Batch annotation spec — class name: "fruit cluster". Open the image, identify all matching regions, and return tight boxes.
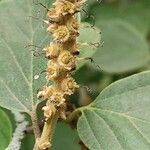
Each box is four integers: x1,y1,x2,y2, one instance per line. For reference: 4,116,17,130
37,2,87,149
37,1,87,149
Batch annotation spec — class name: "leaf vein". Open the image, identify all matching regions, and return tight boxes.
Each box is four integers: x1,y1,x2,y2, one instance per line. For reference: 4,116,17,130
83,112,103,150
91,110,124,150
127,117,150,144
0,78,29,112
95,84,150,105
27,0,34,106
90,107,150,125
0,37,31,87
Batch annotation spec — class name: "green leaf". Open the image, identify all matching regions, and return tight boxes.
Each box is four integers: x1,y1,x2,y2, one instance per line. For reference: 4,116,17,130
78,23,101,68
93,20,149,73
0,0,100,112
0,108,12,150
89,0,150,36
77,71,150,150
0,0,49,112
52,123,80,150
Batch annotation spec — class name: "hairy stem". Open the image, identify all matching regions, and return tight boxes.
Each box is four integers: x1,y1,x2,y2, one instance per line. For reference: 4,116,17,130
66,107,82,123
31,106,41,139
33,107,58,150
40,113,58,150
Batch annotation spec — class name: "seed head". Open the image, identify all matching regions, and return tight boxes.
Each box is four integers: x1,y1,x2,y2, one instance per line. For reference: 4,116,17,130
55,1,76,15
46,61,61,80
43,43,60,59
49,92,66,107
53,26,70,42
47,8,61,22
61,76,79,95
37,86,55,99
38,0,87,130
42,106,53,121
58,51,76,70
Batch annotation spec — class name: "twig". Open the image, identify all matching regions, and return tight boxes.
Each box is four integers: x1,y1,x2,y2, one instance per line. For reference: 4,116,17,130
33,106,59,150
31,106,41,139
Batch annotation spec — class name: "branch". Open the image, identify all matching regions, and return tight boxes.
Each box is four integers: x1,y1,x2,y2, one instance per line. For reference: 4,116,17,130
31,106,41,139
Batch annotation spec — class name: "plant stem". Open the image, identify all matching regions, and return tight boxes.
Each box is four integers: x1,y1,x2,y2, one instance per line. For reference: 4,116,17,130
33,0,87,149
33,106,59,150
31,106,41,139
66,108,82,123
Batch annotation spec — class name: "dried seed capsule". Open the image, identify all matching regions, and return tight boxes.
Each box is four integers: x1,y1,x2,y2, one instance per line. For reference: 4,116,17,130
47,8,62,22
42,106,52,120
58,51,76,70
71,42,80,55
49,92,66,107
71,18,79,31
43,43,60,59
55,0,86,14
53,25,70,42
59,0,87,12
61,76,79,95
46,61,61,80
47,23,58,33
42,102,57,121
67,17,80,37
76,0,87,8
54,1,76,15
37,86,55,99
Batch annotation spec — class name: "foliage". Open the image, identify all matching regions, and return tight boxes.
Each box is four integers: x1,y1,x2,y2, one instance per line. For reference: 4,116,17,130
78,71,150,150
0,108,12,150
0,0,150,150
